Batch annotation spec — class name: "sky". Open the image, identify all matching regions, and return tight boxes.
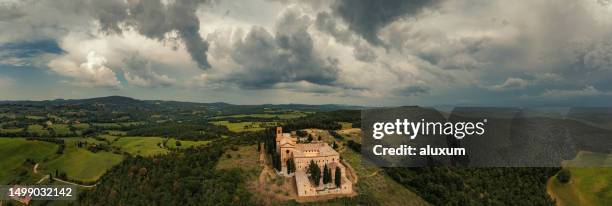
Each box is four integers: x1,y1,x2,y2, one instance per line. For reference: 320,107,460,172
1,0,612,106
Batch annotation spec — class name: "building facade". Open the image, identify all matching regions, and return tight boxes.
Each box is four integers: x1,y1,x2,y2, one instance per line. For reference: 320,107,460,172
274,127,353,197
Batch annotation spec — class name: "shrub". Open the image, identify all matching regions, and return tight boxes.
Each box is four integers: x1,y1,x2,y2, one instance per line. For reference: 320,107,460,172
556,168,571,183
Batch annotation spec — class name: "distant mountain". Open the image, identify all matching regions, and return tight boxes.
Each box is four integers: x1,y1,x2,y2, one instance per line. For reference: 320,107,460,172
0,96,365,111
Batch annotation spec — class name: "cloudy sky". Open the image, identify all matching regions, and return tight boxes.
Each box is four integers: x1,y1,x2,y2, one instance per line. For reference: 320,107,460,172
1,0,612,106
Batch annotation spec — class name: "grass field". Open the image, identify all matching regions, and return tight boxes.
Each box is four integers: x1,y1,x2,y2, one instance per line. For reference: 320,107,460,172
341,148,430,206
0,128,23,134
73,123,90,130
92,122,144,129
27,124,49,136
165,138,210,149
112,137,168,157
213,111,308,120
99,134,120,142
49,124,71,135
338,122,353,129
25,115,45,120
41,140,124,183
211,121,278,132
0,138,58,184
216,144,262,182
333,128,429,206
548,151,612,206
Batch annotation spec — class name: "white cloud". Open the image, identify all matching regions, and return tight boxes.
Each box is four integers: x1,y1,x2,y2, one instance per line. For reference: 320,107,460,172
48,51,120,88
489,77,530,91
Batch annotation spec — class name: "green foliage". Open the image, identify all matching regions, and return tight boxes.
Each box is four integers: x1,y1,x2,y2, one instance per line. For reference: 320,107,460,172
308,160,321,186
272,153,281,171
335,167,341,187
557,168,571,183
323,164,331,184
283,110,360,131
79,141,253,205
386,167,558,206
286,158,296,174
127,123,230,140
347,140,361,152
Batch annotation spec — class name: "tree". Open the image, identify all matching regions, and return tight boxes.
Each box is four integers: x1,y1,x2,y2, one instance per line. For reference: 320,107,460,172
323,164,330,184
286,158,296,174
557,168,571,183
307,134,313,142
307,160,320,186
335,167,341,187
175,140,182,147
272,153,281,171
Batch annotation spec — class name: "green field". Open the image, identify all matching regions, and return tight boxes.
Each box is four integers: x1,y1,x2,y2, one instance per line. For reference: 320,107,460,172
213,111,308,120
211,121,277,132
0,128,23,134
49,124,71,135
73,123,90,130
26,115,45,120
99,134,120,142
341,148,430,206
41,140,124,183
112,137,168,157
0,138,58,184
92,122,144,129
548,151,612,206
216,144,262,174
27,124,49,136
165,138,210,149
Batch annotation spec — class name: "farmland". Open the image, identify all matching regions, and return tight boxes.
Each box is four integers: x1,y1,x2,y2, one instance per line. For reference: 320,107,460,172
112,136,168,157
0,138,58,184
211,120,278,132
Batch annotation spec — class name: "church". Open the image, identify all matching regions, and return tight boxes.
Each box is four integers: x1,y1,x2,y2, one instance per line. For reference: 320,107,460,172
274,127,353,197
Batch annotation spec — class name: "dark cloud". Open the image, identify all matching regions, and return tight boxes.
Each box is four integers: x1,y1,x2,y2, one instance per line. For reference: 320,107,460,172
225,9,339,89
0,40,63,67
92,0,212,69
332,0,443,46
314,11,353,44
393,85,430,97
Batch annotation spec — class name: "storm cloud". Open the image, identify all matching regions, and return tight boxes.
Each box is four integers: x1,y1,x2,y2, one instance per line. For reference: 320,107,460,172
220,8,339,89
94,0,213,69
331,0,443,46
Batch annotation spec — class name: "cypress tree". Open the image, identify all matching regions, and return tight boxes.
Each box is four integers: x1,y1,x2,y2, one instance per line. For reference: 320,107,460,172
335,167,341,187
308,160,320,186
323,164,329,184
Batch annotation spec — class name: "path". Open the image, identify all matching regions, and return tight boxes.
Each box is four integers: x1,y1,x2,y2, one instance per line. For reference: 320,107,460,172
36,175,49,184
53,178,98,188
33,163,39,174
363,169,382,179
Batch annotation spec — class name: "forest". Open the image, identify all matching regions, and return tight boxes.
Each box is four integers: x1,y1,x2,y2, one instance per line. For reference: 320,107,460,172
385,167,559,205
78,137,259,205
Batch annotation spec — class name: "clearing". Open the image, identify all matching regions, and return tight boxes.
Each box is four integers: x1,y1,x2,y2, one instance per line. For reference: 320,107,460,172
112,136,168,157
547,151,612,206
